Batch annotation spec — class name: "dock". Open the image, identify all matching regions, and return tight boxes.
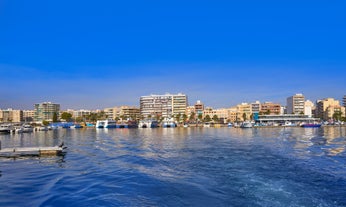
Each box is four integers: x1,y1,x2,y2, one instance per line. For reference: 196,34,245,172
0,142,66,158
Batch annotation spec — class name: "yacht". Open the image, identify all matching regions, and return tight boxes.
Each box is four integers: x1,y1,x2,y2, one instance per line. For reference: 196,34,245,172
0,124,14,134
22,124,34,133
240,121,253,128
104,119,117,128
96,120,105,128
162,118,177,128
203,122,211,128
138,119,159,128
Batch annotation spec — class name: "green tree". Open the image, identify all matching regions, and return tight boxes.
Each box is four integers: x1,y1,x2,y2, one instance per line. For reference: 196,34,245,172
204,115,211,122
333,111,342,121
212,115,219,122
182,114,188,123
242,113,247,121
61,112,73,122
42,120,49,126
175,113,181,122
189,112,195,122
198,114,203,121
52,112,58,122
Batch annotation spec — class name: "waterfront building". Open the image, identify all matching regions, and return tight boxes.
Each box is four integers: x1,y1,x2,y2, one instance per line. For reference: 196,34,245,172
34,102,60,122
236,103,252,121
0,108,23,123
194,100,204,116
102,106,140,120
140,93,187,119
71,109,92,118
202,107,228,123
286,93,305,114
185,106,196,121
251,101,261,114
343,95,346,107
304,100,314,117
227,107,238,123
257,114,319,125
316,98,343,120
260,102,281,115
23,110,35,122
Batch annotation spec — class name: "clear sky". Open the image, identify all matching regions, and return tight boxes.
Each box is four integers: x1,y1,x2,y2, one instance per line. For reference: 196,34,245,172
0,0,345,110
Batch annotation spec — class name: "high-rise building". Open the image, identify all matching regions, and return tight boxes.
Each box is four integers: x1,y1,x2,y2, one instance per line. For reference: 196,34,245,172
343,95,346,107
34,102,60,122
286,93,305,114
140,93,187,118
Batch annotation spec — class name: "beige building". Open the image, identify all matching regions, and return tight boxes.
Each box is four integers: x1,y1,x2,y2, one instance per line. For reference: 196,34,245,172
23,110,35,122
105,106,140,120
316,98,344,120
226,107,237,123
237,103,252,121
0,108,23,123
287,93,305,114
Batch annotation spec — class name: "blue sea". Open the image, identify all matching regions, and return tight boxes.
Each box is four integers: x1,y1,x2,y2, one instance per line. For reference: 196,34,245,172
0,127,345,207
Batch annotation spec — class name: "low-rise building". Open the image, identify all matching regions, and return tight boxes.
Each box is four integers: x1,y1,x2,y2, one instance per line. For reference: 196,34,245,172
260,102,281,115
0,108,23,123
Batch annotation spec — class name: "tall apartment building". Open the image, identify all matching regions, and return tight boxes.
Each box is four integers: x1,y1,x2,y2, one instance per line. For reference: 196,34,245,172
343,95,346,107
0,108,23,123
140,93,187,118
286,93,305,114
316,98,344,120
34,102,60,122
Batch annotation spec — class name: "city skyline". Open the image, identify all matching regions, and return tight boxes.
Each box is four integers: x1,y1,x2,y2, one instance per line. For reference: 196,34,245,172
1,1,346,110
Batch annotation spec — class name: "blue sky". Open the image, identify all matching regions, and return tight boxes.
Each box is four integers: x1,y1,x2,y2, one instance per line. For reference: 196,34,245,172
0,0,345,110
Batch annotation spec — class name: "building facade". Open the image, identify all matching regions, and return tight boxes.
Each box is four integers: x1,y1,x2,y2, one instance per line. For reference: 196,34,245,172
140,93,187,119
304,100,314,117
34,102,60,122
343,95,346,107
0,108,23,123
236,103,252,121
315,98,343,120
260,102,281,115
286,93,305,114
194,100,204,116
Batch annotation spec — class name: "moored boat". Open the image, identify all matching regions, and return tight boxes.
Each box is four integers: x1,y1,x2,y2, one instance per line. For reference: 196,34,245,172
104,119,117,128
300,123,321,128
240,121,253,128
96,120,105,128
0,124,14,134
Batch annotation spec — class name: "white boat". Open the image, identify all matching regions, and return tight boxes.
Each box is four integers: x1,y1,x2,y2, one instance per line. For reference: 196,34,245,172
227,123,233,127
96,120,105,128
138,120,159,128
22,124,34,133
240,121,253,128
0,124,14,133
162,118,177,128
38,126,48,131
104,119,117,128
203,122,211,128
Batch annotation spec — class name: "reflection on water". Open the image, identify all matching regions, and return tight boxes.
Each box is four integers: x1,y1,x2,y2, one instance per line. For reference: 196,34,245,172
0,127,346,206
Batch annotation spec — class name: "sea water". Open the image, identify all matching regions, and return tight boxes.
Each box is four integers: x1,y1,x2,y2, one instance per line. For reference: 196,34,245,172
0,127,345,207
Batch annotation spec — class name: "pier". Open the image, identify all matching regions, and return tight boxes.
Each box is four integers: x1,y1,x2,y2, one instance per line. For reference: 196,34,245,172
0,141,66,158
